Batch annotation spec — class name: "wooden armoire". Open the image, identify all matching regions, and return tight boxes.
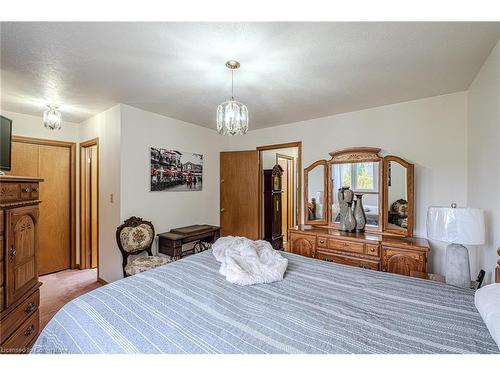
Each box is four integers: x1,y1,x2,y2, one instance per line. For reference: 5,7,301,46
0,175,43,353
263,165,283,250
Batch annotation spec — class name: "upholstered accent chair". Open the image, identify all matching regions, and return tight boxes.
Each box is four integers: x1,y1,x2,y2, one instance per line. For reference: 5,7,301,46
116,216,171,277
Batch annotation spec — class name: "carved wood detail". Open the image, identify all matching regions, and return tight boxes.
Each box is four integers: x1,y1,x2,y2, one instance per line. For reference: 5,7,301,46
1,176,42,353
289,233,316,258
329,147,382,164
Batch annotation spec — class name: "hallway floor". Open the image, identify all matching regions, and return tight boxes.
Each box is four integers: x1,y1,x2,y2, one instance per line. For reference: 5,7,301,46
39,269,102,331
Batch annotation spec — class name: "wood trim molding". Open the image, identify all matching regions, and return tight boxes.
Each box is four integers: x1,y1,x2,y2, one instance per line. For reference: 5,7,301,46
80,137,99,148
329,147,382,164
79,138,100,280
382,155,415,237
97,277,108,285
11,135,77,269
304,160,329,226
256,141,302,239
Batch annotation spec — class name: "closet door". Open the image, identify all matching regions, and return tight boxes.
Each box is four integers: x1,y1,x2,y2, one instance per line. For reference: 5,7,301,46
8,138,73,275
220,151,259,240
38,145,71,274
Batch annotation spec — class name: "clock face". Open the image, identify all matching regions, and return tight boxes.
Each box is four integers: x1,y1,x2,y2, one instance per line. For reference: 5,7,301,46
274,175,280,190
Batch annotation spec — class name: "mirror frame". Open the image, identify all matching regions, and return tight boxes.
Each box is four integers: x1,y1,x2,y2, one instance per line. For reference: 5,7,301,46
328,147,383,232
304,160,329,225
382,155,414,237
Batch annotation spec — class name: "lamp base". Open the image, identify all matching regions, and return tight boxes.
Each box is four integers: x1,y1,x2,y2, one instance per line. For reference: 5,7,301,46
445,243,471,288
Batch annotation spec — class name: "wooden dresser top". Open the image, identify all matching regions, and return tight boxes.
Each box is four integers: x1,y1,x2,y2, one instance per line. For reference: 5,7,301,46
290,225,430,249
0,175,44,183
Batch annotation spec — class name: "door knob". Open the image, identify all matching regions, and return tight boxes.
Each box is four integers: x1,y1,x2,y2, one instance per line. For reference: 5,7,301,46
220,208,225,212
221,179,225,183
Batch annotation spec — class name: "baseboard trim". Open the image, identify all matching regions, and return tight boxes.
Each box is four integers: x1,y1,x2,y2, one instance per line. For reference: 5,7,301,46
97,277,108,285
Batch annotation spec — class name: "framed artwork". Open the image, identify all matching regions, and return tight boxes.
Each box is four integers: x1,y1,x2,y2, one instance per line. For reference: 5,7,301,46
150,147,203,191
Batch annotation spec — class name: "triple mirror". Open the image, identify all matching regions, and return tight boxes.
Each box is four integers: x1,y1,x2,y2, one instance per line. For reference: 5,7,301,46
304,147,414,237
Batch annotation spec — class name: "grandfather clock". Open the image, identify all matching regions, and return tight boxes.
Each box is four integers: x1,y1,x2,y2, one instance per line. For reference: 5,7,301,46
263,164,283,250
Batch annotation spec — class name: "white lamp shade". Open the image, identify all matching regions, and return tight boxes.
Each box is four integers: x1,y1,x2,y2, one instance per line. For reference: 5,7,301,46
426,206,485,245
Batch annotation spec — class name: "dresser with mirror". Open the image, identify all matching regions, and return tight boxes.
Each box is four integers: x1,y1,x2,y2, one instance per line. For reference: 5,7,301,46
290,147,429,276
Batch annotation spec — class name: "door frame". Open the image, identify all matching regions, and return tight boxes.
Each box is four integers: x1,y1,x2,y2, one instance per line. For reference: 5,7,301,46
276,153,295,242
79,138,99,276
256,141,302,239
11,135,77,269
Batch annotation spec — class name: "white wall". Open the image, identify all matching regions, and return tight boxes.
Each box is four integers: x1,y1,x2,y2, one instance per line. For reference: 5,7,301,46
79,105,122,283
467,40,500,285
3,110,80,142
222,92,469,275
119,105,222,277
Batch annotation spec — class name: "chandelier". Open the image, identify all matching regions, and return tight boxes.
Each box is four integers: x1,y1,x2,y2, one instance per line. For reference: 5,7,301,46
43,105,62,130
216,60,248,135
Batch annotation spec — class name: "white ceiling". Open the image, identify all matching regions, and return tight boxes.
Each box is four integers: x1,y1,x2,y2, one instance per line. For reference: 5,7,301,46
1,22,500,130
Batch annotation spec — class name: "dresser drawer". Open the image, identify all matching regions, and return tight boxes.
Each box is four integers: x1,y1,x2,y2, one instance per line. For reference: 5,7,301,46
316,250,380,270
0,236,3,262
30,184,40,200
0,287,3,312
1,310,39,353
20,184,32,200
0,210,3,234
0,183,21,203
327,239,365,255
365,244,380,257
1,289,40,343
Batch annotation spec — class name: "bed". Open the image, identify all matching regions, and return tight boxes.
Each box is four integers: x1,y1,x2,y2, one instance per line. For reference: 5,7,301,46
32,250,499,354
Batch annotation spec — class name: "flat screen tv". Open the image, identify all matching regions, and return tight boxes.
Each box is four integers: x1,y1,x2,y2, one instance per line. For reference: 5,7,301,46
1,115,13,172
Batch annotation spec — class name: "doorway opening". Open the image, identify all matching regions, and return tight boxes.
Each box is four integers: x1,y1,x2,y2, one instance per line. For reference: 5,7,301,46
257,142,302,249
79,138,99,279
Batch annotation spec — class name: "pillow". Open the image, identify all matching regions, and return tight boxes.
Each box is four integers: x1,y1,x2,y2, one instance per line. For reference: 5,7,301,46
475,283,500,350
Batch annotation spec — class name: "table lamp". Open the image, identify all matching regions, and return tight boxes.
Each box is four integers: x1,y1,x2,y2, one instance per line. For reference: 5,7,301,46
427,204,485,288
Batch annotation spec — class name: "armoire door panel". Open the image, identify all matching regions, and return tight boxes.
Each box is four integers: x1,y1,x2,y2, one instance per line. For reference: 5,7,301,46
37,145,71,275
5,205,39,307
220,151,259,240
12,215,36,262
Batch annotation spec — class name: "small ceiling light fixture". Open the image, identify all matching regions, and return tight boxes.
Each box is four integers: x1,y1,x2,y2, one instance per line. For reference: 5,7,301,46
217,60,248,135
43,105,62,130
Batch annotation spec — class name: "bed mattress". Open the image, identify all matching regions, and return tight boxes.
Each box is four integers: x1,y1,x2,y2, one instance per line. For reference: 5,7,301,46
32,251,499,354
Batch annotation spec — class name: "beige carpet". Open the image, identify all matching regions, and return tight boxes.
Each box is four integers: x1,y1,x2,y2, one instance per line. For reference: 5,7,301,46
39,269,102,331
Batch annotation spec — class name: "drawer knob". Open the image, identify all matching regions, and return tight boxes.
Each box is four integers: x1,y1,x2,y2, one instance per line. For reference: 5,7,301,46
24,324,35,337
22,187,31,193
25,302,36,313
32,187,39,193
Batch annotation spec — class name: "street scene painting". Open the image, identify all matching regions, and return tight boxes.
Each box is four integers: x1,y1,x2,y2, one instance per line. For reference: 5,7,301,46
150,147,203,191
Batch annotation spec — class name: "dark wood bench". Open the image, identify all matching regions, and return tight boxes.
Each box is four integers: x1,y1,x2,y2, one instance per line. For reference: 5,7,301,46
157,224,220,260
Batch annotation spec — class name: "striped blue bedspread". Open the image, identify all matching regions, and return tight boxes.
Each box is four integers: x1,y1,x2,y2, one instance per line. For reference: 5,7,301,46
32,251,499,354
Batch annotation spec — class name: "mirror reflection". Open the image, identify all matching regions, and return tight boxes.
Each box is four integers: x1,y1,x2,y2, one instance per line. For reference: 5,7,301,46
331,162,379,226
307,164,325,221
387,161,408,228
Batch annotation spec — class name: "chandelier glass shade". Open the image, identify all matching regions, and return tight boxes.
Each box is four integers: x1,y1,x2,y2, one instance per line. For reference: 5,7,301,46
216,99,248,135
217,60,248,135
43,106,62,130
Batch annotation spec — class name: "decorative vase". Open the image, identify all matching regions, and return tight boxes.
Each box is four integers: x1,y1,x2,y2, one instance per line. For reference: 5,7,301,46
338,187,354,231
345,202,357,232
353,193,367,232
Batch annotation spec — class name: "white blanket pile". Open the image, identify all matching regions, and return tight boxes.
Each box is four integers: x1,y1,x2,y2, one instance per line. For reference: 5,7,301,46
212,236,288,285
